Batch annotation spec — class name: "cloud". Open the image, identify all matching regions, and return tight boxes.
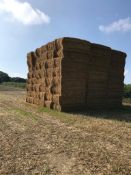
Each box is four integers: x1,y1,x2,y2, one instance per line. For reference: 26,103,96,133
10,72,26,78
0,0,50,25
124,69,128,76
99,17,131,33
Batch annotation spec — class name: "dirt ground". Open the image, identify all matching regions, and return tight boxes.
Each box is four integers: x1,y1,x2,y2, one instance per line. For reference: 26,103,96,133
0,88,131,175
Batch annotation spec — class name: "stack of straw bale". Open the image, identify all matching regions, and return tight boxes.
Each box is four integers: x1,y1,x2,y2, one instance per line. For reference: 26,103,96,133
26,37,126,111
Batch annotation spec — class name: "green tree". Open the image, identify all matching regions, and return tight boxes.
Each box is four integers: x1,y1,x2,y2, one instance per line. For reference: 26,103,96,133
124,84,131,98
0,71,10,83
11,77,26,83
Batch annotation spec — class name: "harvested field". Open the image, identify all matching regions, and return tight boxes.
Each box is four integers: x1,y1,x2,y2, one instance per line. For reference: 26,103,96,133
0,88,131,175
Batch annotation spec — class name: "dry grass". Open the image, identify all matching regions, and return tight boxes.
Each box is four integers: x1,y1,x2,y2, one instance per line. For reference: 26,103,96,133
0,87,131,175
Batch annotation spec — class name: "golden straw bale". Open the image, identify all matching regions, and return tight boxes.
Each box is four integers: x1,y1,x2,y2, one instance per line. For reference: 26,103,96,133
40,45,47,54
35,48,41,57
45,78,52,87
52,95,59,105
46,68,53,77
53,67,60,77
45,92,52,101
47,51,54,59
39,84,45,92
45,101,53,108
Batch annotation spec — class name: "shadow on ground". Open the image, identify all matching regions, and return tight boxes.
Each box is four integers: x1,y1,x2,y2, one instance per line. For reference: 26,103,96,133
69,105,131,123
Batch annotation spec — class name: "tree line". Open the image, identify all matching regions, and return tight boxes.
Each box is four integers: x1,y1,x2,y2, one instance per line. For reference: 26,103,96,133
0,71,26,83
124,84,131,98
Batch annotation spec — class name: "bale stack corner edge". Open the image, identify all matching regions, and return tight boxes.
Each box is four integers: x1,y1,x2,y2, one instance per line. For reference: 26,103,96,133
26,37,126,111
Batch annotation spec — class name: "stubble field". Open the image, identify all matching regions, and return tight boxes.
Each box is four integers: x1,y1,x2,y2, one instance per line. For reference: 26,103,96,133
0,85,131,175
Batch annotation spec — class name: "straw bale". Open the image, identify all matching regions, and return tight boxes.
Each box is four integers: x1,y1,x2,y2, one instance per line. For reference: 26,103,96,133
46,68,53,77
45,78,52,87
35,48,41,57
45,92,52,101
45,101,53,108
47,41,55,51
53,67,60,77
54,58,61,67
40,45,47,54
52,95,59,105
39,84,45,92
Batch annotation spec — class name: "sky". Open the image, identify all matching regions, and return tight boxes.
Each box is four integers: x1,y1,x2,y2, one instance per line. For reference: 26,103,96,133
0,0,131,83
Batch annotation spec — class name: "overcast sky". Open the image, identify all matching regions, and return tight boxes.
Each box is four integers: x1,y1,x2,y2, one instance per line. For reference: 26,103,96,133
0,0,131,83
